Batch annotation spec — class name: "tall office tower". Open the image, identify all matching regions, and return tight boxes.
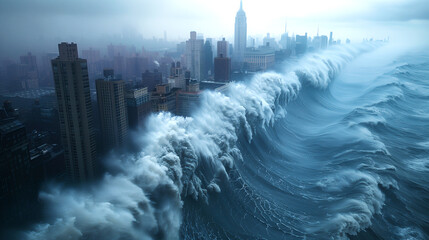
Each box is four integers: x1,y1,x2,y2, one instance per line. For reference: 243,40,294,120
321,35,328,49
217,38,229,58
263,33,279,49
233,0,247,69
125,87,151,129
51,42,96,183
95,69,128,151
329,32,333,46
126,56,149,80
19,52,39,89
169,61,186,89
81,48,101,87
185,31,204,81
0,119,33,225
214,54,231,82
202,40,213,80
151,84,178,113
142,69,162,91
20,52,37,71
280,33,289,50
295,33,308,56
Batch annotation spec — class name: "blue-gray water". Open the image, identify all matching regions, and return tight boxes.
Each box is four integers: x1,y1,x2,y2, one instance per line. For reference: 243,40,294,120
25,43,429,240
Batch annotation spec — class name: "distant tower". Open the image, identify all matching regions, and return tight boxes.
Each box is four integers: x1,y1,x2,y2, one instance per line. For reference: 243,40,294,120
96,69,128,151
329,32,333,46
202,40,213,80
185,31,204,81
217,38,229,58
51,42,96,183
233,0,247,70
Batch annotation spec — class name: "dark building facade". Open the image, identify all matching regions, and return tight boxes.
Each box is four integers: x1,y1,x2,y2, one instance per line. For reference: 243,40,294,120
142,69,162,92
0,119,34,225
96,71,128,151
51,42,97,183
151,84,177,114
125,87,151,129
295,33,308,56
202,40,213,80
214,55,231,82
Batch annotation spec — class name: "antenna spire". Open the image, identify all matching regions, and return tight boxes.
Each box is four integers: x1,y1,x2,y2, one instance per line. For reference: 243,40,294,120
240,0,243,10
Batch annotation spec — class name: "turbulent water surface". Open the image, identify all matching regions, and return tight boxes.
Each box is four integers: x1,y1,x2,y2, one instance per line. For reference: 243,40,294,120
25,43,429,240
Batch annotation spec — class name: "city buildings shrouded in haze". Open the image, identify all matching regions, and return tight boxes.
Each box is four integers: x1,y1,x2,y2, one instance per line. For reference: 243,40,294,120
215,38,231,82
185,31,204,81
233,0,247,70
51,42,97,183
96,69,128,151
125,87,151,129
217,38,229,58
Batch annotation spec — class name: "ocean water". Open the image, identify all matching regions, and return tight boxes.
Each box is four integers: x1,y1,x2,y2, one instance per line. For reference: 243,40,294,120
24,43,429,240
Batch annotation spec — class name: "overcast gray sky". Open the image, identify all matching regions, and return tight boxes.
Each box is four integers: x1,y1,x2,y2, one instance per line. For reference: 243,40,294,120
0,0,428,57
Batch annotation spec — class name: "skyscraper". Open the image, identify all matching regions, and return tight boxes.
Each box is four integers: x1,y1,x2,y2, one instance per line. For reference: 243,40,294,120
217,38,229,58
96,70,128,151
142,69,162,91
233,0,247,69
202,40,213,80
295,33,308,56
51,42,96,183
215,38,231,82
214,55,231,82
125,87,151,129
185,31,204,81
321,35,328,49
19,52,39,89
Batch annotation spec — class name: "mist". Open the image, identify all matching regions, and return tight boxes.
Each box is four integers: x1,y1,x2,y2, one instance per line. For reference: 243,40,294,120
1,0,428,58
1,1,429,240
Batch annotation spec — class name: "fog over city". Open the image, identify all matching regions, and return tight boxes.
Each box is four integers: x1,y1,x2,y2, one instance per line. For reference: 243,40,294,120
1,0,428,57
1,1,429,240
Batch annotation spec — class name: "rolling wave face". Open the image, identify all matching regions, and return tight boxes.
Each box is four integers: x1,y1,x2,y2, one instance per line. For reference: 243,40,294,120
24,42,429,240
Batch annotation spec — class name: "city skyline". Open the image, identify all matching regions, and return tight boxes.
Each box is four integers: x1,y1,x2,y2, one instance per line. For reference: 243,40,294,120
1,1,429,240
1,0,428,58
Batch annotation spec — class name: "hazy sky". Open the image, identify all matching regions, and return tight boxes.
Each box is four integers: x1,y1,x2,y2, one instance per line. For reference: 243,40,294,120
0,0,428,57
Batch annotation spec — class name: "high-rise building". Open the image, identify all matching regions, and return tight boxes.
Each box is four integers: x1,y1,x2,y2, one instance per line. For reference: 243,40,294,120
126,56,149,80
329,32,333,46
125,87,151,129
81,48,102,87
20,52,37,71
96,69,128,151
214,54,231,82
202,40,213,80
295,33,308,56
0,119,33,225
176,79,201,117
233,0,247,69
263,33,279,50
19,52,39,89
321,35,328,49
142,69,162,91
168,61,186,89
185,31,204,81
51,42,97,183
217,38,229,58
151,84,177,113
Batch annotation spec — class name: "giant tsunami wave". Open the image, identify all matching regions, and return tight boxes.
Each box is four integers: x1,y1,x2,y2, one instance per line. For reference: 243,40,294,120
24,43,429,240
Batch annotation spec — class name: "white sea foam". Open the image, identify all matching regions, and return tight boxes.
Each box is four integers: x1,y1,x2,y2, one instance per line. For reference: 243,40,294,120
26,43,378,240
